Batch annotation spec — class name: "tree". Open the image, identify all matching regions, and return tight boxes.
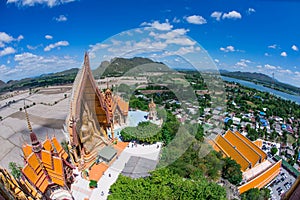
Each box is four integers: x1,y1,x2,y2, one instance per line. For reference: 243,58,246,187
241,188,270,200
8,162,22,180
221,157,242,185
270,147,278,156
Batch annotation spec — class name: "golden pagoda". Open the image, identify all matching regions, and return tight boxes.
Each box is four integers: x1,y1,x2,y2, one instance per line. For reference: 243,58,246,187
66,53,129,170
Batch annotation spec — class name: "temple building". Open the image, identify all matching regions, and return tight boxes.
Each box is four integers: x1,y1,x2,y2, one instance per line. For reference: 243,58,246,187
66,53,129,170
20,109,75,200
209,130,281,194
148,98,157,121
0,166,42,200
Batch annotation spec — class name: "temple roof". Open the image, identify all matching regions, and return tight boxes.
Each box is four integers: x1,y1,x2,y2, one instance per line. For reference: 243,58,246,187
21,135,70,194
67,53,129,146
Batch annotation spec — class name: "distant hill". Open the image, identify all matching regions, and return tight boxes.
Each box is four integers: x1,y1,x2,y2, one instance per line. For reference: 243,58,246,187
93,57,158,78
221,71,300,95
0,80,5,88
0,68,79,94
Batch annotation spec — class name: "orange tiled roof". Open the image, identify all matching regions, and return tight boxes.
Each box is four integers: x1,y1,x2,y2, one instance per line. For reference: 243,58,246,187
253,140,263,148
234,131,267,161
113,96,129,116
22,135,70,194
224,130,261,167
43,137,53,152
51,137,68,160
89,162,109,181
23,154,50,193
22,144,32,159
215,134,250,171
238,160,281,194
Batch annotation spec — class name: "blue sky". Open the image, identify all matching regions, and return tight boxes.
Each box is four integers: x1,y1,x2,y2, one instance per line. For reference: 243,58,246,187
1,0,300,87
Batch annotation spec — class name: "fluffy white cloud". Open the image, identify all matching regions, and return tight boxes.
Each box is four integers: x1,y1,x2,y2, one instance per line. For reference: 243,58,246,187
44,40,69,51
0,32,23,48
281,51,287,57
220,45,235,52
264,64,278,70
149,28,195,46
211,11,222,21
45,35,53,40
141,20,173,31
6,0,76,7
0,47,16,56
54,15,67,22
185,15,207,25
222,11,242,19
291,45,298,51
235,59,251,68
0,32,14,46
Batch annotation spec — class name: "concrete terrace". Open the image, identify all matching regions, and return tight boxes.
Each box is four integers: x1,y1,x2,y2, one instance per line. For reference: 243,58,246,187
71,142,162,200
0,86,71,169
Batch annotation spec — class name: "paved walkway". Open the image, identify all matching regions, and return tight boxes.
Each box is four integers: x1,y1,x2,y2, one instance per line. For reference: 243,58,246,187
71,142,162,200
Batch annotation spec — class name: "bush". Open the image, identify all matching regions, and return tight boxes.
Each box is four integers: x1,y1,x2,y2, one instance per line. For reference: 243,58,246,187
89,180,97,188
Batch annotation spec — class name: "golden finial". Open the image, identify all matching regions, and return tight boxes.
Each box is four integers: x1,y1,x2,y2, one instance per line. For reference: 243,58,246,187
24,100,33,133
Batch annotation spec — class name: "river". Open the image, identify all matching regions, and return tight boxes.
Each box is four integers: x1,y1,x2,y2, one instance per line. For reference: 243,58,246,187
221,76,300,104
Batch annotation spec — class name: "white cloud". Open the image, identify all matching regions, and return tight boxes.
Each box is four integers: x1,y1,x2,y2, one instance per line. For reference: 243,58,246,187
149,28,195,46
17,35,24,41
45,35,53,40
264,53,270,57
278,69,292,74
6,0,76,7
291,45,298,51
214,59,219,63
0,32,23,47
235,59,251,68
44,40,69,51
164,46,201,56
264,64,278,70
211,11,222,21
220,45,235,52
172,17,180,23
222,11,242,19
280,51,287,57
0,47,16,56
0,52,79,81
0,32,14,46
185,15,207,25
247,8,255,14
141,20,173,31
268,44,278,49
54,15,67,22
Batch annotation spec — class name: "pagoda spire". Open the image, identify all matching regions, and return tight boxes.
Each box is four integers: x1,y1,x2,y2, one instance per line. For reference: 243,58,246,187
24,100,42,154
24,101,32,133
84,52,90,69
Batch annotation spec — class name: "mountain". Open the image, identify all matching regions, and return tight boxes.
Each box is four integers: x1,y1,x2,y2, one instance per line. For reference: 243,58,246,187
0,68,79,94
93,57,157,78
221,70,300,95
221,71,275,83
0,80,5,88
